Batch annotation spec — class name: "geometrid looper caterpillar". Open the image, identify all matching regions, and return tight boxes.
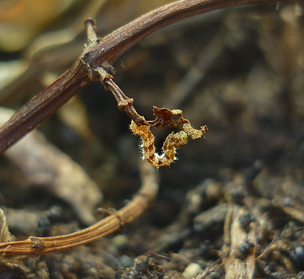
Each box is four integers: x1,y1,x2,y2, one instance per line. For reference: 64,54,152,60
130,112,208,168
130,120,188,168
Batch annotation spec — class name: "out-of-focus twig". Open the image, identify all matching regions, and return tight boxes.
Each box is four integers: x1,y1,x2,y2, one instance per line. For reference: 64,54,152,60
0,160,158,257
163,27,226,109
225,206,257,279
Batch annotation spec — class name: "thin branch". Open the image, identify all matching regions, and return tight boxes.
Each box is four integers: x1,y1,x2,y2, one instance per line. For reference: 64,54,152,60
0,0,283,154
0,60,90,154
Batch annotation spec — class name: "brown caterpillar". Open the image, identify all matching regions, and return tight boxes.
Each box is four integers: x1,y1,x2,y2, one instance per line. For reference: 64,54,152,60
130,120,188,168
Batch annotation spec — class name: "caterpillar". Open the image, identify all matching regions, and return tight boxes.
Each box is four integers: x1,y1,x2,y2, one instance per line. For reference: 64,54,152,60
130,120,188,168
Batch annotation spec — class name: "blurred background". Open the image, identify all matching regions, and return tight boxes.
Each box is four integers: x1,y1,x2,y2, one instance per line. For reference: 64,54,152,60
0,0,303,277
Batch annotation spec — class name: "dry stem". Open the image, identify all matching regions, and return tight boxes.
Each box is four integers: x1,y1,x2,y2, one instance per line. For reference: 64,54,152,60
0,161,158,257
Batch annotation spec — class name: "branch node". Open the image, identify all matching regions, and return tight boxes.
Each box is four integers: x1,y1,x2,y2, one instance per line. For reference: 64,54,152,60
96,208,126,233
30,237,44,257
102,61,118,76
97,67,114,85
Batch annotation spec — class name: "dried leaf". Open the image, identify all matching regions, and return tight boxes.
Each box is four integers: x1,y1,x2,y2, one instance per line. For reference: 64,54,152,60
0,209,14,243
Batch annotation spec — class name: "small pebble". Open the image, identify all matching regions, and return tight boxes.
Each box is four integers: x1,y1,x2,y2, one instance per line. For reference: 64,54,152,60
183,263,201,278
112,235,128,249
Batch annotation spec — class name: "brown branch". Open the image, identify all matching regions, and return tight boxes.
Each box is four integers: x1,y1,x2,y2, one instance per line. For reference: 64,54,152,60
0,161,158,257
0,59,90,153
0,0,284,154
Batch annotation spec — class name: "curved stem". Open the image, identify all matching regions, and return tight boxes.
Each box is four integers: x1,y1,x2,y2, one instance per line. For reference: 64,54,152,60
0,161,158,256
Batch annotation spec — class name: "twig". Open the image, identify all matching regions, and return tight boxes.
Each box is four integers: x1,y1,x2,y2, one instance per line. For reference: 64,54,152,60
163,27,226,109
225,206,257,279
0,0,284,154
0,160,158,257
